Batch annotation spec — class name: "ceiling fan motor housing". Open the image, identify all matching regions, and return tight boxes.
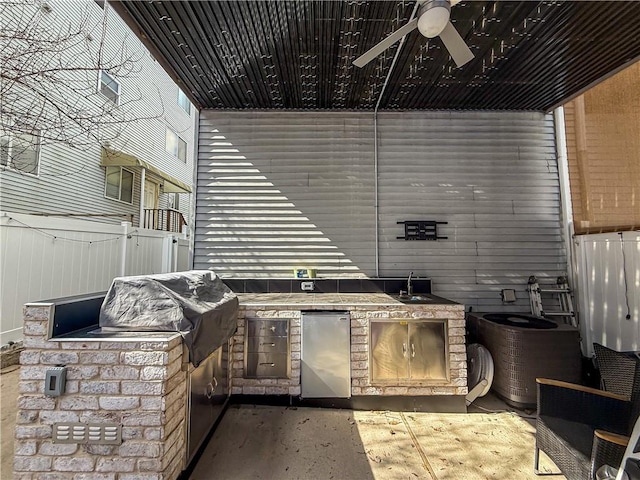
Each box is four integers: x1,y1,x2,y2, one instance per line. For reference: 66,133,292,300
418,0,451,38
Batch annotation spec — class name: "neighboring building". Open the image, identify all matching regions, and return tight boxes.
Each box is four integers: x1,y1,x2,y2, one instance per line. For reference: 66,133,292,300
0,0,196,345
0,0,196,233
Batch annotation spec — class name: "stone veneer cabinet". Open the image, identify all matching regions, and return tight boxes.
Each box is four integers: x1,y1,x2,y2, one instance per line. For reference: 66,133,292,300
231,293,467,401
13,293,465,479
14,304,188,480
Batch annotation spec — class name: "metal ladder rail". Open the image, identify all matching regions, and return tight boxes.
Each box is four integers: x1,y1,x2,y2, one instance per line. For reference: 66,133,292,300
527,276,577,327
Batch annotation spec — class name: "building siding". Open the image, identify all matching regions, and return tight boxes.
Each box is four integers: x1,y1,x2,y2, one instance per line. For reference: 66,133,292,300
377,111,565,310
563,62,640,234
195,111,376,277
0,0,195,228
196,110,566,311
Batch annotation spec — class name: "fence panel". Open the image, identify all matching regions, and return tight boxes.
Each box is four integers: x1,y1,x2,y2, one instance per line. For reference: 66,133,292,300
0,212,186,344
576,231,640,356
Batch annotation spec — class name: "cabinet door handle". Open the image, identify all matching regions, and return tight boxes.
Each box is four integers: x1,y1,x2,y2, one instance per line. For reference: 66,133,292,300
205,382,214,399
411,344,416,358
259,362,276,367
402,343,407,358
261,342,276,347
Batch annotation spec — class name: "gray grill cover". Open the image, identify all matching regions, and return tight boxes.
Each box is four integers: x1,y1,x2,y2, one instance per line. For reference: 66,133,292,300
99,271,238,367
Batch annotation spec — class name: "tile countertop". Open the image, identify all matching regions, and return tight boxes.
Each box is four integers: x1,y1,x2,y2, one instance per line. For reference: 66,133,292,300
237,292,459,307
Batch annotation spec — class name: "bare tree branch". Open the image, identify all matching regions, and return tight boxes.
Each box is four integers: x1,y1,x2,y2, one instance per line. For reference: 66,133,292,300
0,0,165,173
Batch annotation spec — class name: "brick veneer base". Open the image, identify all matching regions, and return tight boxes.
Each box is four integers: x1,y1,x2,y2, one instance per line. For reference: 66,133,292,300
14,304,187,480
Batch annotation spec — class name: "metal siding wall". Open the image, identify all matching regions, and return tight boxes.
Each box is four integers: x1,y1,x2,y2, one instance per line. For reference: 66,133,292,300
196,110,566,311
576,232,640,356
195,111,376,277
377,111,565,311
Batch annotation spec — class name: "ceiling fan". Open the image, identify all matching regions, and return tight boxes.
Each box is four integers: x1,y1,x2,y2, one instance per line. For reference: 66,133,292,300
352,0,474,69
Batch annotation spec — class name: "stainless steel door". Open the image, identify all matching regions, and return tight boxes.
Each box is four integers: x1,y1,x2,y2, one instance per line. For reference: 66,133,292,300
370,320,449,383
301,311,351,398
370,321,409,382
187,343,228,464
408,322,448,381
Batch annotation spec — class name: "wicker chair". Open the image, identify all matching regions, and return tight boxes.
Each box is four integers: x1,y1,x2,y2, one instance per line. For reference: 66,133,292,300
535,343,640,480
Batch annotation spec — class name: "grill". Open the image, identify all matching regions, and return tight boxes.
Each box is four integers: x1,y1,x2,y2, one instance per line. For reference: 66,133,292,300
48,271,238,367
45,270,239,467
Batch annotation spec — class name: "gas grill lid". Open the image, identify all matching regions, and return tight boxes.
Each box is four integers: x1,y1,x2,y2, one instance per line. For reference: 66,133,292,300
99,270,238,367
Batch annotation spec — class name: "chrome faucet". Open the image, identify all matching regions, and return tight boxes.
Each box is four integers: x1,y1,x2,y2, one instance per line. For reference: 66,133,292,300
407,271,414,296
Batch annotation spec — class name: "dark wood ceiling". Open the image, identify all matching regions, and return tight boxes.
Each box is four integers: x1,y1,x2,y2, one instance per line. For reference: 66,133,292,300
111,0,640,112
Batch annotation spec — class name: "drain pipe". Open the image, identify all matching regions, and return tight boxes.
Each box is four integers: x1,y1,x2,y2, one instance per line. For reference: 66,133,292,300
554,107,579,327
553,107,575,284
373,2,419,277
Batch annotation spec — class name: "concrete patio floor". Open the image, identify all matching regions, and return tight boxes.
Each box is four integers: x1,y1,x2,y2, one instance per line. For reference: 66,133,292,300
1,365,563,479
189,402,563,480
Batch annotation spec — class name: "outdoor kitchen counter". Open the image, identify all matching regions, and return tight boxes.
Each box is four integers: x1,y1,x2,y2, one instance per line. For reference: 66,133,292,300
237,292,458,306
231,292,467,404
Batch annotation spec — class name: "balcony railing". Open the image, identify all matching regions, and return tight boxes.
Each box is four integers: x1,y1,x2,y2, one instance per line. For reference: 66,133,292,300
143,208,186,233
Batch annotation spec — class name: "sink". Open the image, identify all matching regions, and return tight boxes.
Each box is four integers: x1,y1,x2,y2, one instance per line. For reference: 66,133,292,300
392,294,434,304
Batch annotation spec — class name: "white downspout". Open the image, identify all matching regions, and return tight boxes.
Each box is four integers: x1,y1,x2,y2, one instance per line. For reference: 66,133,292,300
554,107,581,337
139,167,146,229
373,3,419,277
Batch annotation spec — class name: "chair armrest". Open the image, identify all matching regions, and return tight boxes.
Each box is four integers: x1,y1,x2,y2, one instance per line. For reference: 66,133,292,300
537,378,631,435
591,430,629,477
594,430,629,447
536,378,628,401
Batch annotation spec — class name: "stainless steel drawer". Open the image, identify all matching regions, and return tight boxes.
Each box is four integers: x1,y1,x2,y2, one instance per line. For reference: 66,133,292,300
246,336,288,354
246,319,288,337
245,353,289,378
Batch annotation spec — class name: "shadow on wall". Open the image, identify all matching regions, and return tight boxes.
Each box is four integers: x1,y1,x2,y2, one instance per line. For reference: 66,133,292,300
196,116,375,277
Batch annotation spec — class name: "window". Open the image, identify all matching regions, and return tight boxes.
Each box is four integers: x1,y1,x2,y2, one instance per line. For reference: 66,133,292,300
99,71,120,104
165,128,187,162
105,166,134,203
168,193,180,210
0,131,40,175
177,88,191,114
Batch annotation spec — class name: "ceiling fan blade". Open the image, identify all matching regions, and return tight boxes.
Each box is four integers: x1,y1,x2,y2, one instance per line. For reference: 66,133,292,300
353,18,418,68
439,21,474,68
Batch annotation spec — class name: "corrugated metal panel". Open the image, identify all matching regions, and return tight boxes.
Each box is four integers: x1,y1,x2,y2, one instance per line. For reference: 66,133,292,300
195,111,375,277
576,232,640,356
113,0,640,111
376,111,565,311
196,111,567,311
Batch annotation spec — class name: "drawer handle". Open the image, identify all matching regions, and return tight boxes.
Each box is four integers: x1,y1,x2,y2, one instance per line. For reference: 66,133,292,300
261,342,276,347
259,362,276,367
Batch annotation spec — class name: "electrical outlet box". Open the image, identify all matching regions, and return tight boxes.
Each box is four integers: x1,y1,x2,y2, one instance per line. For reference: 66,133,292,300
45,366,67,396
501,289,517,303
301,281,315,292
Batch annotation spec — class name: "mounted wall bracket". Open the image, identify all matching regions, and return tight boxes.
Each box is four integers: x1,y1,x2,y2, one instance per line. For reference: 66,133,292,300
397,220,448,241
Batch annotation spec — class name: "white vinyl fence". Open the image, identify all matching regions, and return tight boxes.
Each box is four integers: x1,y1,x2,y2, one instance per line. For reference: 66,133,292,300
575,231,640,356
0,212,191,344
